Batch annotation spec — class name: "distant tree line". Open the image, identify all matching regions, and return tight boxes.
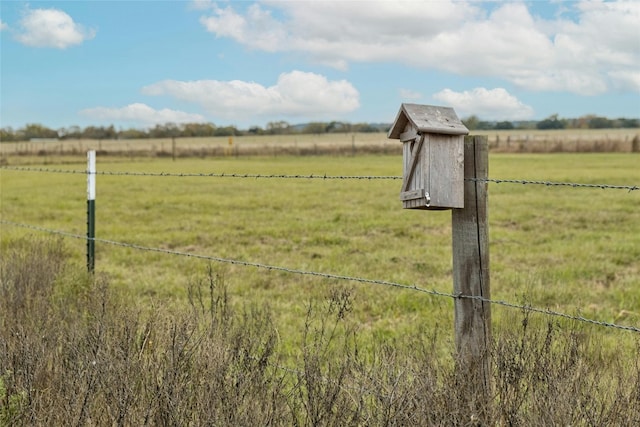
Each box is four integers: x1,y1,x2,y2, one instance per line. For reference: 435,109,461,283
1,115,638,142
462,114,639,131
0,120,386,142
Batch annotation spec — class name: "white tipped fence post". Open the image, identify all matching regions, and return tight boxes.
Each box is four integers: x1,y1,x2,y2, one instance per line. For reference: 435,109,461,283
87,150,96,273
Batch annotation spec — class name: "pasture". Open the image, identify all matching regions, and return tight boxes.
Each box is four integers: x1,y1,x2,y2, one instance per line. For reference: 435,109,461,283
1,152,639,343
1,149,640,424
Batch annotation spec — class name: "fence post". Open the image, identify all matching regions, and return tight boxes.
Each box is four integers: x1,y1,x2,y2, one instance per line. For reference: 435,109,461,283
388,106,491,413
87,150,96,273
451,135,491,410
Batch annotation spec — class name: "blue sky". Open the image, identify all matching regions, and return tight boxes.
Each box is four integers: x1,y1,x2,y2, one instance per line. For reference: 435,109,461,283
1,0,639,130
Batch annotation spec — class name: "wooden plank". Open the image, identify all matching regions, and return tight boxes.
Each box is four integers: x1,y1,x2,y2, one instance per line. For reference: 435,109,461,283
451,135,491,405
402,198,427,209
403,140,411,192
399,128,419,142
401,134,425,193
400,188,424,201
421,134,430,207
429,134,464,209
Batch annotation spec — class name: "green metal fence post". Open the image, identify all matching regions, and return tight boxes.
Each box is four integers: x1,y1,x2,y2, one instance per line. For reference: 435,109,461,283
87,150,96,273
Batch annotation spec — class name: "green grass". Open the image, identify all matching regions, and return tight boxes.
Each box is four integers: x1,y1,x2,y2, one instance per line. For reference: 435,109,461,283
1,153,639,353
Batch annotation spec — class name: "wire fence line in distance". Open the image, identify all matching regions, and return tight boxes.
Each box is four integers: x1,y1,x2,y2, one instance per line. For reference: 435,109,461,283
2,219,639,334
2,165,638,191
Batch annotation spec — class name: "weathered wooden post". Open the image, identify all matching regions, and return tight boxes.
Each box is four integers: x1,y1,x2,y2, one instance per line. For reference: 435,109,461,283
388,104,491,412
452,135,491,409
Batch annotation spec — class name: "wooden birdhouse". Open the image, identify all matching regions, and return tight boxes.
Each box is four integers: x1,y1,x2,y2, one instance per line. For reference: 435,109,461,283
388,103,469,210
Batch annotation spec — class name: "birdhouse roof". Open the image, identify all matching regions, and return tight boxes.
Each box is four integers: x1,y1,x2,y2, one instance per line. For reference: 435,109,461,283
387,103,469,139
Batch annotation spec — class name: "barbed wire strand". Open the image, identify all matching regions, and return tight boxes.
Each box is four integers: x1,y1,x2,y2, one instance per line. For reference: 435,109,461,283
0,166,401,180
468,177,640,192
2,219,638,334
2,165,638,191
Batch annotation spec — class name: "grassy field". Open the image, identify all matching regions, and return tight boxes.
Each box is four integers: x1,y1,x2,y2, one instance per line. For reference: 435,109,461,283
1,151,639,423
1,152,639,345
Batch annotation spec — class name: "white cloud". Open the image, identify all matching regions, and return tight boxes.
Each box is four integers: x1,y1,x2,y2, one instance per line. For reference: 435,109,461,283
79,103,205,125
433,88,535,120
200,3,286,52
0,19,8,31
15,7,95,49
199,1,479,67
142,70,360,121
608,70,640,93
545,0,640,94
197,0,640,95
189,0,215,11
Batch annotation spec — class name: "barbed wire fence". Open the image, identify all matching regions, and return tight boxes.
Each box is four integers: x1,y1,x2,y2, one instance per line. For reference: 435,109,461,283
1,163,639,336
0,218,639,334
2,165,639,191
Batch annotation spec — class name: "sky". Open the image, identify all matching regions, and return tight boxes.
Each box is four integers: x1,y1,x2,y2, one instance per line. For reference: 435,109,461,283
1,0,639,131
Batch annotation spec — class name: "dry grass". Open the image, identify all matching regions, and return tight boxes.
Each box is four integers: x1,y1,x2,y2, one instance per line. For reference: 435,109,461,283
476,128,640,153
1,130,639,164
2,237,639,425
